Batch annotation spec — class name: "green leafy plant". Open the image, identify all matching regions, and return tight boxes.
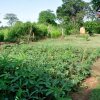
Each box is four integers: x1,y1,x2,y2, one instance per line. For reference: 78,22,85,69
84,21,100,35
48,25,61,38
0,44,100,99
0,32,4,42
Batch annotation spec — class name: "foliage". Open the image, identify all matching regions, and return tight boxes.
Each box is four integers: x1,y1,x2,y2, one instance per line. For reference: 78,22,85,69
48,25,61,38
84,21,100,35
38,9,56,25
91,0,100,11
56,0,89,35
89,83,100,100
4,13,19,26
5,22,24,42
0,32,4,41
64,22,79,35
80,34,90,41
0,28,9,41
0,43,100,100
4,22,49,42
56,0,88,24
89,89,100,100
69,29,79,35
33,23,48,40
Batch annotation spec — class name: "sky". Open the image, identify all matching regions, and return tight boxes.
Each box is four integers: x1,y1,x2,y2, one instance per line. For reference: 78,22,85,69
0,0,90,26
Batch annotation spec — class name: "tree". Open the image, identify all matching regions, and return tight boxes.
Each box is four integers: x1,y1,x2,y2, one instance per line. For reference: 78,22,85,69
56,0,88,24
38,10,56,25
91,0,100,11
4,13,19,26
0,13,1,24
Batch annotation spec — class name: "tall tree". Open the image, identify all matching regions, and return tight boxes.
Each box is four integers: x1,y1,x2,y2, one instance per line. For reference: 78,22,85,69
91,0,100,11
56,0,88,24
38,10,56,25
4,13,19,26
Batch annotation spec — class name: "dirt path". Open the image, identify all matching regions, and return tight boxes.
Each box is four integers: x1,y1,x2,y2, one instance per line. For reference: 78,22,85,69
71,58,100,100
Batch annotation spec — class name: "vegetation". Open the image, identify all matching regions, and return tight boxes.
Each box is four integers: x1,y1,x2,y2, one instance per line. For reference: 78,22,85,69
4,13,19,26
84,21,100,35
89,83,100,100
38,10,56,25
0,22,63,42
0,37,100,99
0,0,100,99
56,0,89,35
91,0,100,10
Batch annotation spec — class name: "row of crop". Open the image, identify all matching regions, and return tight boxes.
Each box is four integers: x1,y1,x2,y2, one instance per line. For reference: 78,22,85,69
0,22,62,42
0,44,100,100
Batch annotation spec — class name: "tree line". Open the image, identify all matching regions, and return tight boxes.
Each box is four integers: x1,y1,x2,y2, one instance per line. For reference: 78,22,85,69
0,0,99,42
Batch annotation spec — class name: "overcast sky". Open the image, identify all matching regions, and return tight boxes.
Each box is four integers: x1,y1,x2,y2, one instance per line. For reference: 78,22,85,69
0,0,90,26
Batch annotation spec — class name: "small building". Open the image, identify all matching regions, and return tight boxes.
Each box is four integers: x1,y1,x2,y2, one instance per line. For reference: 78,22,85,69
80,27,85,35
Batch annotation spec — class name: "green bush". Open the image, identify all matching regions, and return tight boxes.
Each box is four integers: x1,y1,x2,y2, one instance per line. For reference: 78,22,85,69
5,22,32,42
5,22,24,42
0,32,4,42
32,23,48,40
64,23,79,35
48,25,61,38
0,44,100,100
5,22,48,42
84,21,100,35
69,29,79,35
0,28,9,41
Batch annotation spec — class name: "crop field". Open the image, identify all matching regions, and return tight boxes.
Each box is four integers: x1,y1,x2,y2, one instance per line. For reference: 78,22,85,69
0,0,100,99
0,35,100,100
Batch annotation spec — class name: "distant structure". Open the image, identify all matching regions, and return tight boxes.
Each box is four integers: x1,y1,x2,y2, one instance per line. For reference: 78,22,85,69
80,27,86,35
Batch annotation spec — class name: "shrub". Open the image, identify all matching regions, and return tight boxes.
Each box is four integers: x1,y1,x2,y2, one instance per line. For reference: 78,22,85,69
64,22,79,35
48,25,61,38
0,28,9,41
5,22,32,42
0,32,4,42
32,23,48,40
5,22,24,42
69,29,79,35
6,22,48,42
84,21,100,35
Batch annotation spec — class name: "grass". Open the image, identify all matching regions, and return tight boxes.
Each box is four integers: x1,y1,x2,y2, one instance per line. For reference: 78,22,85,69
89,84,100,100
89,77,100,100
35,34,100,48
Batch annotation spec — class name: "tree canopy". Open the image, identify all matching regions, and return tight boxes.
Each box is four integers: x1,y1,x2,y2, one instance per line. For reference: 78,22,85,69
91,0,100,11
4,13,19,26
38,10,56,25
56,0,88,24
